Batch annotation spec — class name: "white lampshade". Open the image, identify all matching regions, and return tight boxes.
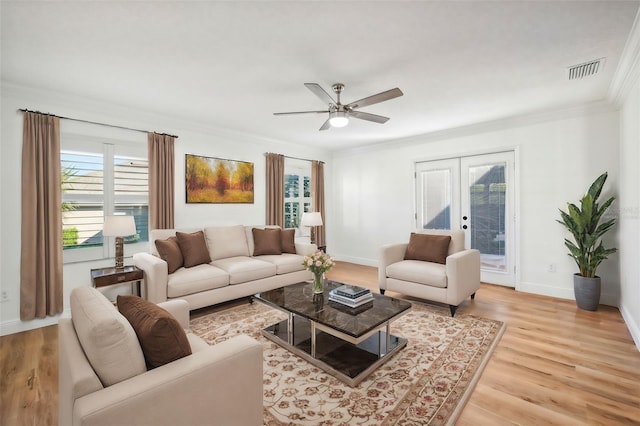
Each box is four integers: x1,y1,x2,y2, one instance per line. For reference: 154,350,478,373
329,111,349,128
301,212,323,227
103,215,137,237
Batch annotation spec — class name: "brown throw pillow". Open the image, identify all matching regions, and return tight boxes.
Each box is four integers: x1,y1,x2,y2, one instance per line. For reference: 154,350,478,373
154,236,184,274
117,295,192,369
175,231,211,268
252,228,282,256
404,233,451,264
281,228,297,254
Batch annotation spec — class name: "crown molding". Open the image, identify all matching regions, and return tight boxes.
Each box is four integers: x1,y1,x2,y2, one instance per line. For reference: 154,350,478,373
333,99,616,158
1,80,325,155
609,8,640,106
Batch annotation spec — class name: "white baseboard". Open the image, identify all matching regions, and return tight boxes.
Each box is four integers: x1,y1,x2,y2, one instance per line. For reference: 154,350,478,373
331,254,377,268
0,308,70,336
517,281,574,300
620,304,640,351
518,281,618,307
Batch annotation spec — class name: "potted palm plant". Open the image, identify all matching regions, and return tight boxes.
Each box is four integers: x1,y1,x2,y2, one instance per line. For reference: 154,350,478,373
557,172,617,311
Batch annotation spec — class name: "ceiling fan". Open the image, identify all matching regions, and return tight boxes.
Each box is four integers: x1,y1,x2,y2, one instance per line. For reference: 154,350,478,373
274,83,403,131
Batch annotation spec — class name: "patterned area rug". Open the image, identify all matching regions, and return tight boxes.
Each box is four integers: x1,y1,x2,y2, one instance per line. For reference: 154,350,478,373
190,301,505,425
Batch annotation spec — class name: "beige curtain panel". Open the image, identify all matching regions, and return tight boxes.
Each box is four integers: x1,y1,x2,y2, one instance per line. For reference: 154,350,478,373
20,112,64,320
311,160,326,248
148,132,175,230
265,153,284,227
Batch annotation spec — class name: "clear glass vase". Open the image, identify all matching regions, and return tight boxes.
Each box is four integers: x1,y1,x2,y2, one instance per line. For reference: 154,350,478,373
312,271,324,294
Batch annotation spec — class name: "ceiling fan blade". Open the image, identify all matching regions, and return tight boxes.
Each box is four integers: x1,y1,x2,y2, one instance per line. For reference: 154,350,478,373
273,110,328,115
349,110,390,124
305,83,336,106
346,87,403,110
319,118,331,131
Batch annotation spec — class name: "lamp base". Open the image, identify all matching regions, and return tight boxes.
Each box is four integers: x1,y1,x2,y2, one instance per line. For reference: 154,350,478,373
114,236,124,270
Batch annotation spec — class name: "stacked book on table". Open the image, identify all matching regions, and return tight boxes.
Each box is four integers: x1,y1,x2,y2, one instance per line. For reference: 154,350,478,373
328,285,374,308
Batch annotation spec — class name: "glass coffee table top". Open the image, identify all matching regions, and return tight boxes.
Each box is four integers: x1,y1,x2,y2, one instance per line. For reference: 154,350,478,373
256,280,411,338
255,280,412,386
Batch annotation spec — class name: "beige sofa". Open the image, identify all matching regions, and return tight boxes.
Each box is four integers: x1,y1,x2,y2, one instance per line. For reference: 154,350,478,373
133,225,315,310
379,229,480,316
59,286,263,426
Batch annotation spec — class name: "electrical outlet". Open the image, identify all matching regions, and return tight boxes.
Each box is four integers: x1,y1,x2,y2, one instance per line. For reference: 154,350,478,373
548,263,556,273
0,291,9,302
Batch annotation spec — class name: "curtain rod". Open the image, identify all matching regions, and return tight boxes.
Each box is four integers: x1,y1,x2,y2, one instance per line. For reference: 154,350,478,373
265,152,325,164
18,108,179,139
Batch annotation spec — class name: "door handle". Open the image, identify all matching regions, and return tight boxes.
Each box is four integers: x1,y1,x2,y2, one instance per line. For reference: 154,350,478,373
462,225,468,230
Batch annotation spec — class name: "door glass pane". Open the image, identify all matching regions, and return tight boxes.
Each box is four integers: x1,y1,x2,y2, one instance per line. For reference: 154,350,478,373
420,169,451,229
468,163,506,272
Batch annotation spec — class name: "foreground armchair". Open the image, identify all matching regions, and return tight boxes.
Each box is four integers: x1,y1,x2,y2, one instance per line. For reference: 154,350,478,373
59,286,263,426
379,229,480,316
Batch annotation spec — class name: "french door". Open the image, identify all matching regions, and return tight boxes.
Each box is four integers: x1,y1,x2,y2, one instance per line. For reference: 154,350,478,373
416,152,515,287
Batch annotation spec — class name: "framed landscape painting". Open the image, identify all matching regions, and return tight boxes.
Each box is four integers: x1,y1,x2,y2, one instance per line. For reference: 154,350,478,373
185,154,254,203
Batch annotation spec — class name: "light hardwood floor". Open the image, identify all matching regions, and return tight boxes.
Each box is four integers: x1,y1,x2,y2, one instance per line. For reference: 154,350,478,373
2,261,639,425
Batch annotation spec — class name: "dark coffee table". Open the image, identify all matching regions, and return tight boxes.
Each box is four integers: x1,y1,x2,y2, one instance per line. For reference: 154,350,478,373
255,280,411,386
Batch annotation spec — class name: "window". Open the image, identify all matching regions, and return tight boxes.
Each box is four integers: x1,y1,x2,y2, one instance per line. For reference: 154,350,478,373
284,158,311,233
61,134,148,263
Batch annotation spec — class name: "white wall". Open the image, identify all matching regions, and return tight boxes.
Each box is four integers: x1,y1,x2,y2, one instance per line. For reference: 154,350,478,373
619,74,640,349
328,105,621,305
0,83,331,335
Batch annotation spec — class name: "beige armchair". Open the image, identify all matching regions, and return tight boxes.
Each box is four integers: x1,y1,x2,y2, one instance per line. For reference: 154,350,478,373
379,229,480,316
59,286,263,426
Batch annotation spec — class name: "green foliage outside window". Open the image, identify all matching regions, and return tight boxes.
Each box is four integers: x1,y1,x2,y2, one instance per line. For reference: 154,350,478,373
63,227,79,247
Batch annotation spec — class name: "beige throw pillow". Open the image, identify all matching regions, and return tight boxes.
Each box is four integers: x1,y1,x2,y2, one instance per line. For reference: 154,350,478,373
204,225,250,260
154,236,184,274
252,228,282,255
176,230,211,268
70,286,146,386
117,295,192,369
404,233,451,264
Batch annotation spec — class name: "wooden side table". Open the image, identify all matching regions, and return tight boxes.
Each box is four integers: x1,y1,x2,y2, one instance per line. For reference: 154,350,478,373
91,265,144,297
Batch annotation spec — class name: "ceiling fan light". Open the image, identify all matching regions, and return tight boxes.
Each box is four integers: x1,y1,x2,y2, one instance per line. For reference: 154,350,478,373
329,111,349,128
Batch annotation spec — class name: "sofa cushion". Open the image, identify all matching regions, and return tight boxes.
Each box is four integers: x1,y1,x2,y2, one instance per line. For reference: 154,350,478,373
155,236,184,274
70,286,146,387
281,229,297,254
386,260,448,288
176,230,211,268
212,256,276,284
404,233,451,264
252,228,282,256
205,225,250,260
117,295,192,369
167,264,230,298
254,253,306,274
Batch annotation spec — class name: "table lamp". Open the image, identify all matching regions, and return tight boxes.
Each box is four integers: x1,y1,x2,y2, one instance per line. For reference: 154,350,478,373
103,215,137,270
301,212,323,245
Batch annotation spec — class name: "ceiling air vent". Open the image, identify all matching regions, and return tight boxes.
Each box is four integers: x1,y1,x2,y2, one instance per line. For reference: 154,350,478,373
567,58,605,80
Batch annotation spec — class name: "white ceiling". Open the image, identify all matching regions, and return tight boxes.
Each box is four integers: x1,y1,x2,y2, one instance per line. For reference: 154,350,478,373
2,1,639,150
